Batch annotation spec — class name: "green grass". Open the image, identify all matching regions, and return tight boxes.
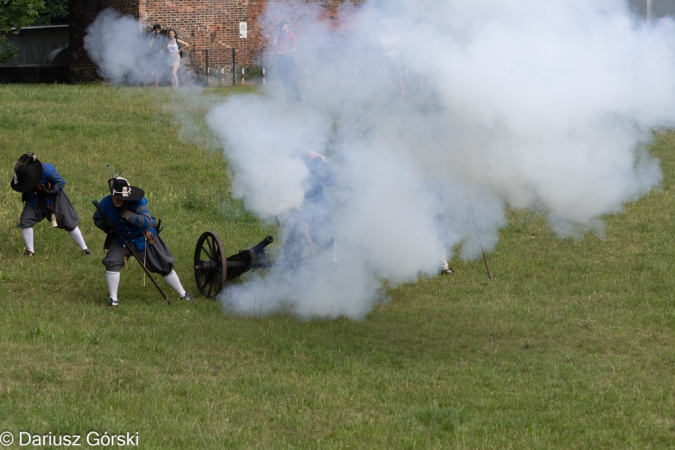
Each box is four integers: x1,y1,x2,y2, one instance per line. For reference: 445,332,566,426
1,84,674,449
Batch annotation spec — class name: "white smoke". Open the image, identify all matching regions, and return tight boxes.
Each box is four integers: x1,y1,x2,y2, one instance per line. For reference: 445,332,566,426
83,9,155,85
85,2,673,320
207,0,674,320
212,96,332,217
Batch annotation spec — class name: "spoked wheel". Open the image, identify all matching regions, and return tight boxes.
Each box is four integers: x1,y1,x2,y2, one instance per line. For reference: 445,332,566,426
194,231,228,299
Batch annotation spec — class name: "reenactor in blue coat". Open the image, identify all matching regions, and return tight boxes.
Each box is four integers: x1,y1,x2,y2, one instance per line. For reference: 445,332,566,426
93,177,193,306
10,152,90,257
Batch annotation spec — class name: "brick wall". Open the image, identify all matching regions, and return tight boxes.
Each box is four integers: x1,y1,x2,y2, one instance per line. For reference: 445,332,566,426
69,0,369,83
139,0,258,76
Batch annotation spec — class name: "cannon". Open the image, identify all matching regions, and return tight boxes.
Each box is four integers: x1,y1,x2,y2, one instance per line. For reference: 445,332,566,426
193,232,274,298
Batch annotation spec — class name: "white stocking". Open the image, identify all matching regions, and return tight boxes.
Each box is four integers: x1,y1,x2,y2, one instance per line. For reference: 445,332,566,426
163,270,187,297
68,226,88,250
21,227,34,253
106,271,120,301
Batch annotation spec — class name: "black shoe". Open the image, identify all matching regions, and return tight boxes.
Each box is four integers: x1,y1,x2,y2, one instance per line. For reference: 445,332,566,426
107,298,118,307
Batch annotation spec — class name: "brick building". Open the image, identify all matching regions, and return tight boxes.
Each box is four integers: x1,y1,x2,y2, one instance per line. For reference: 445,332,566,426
69,0,368,83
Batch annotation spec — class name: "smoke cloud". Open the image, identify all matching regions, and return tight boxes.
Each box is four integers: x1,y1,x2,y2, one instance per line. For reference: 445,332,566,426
83,8,194,87
83,9,155,85
208,0,673,320
84,2,674,319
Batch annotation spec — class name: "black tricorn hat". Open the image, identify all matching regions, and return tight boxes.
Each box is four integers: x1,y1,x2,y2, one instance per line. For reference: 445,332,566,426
10,153,43,193
108,177,144,201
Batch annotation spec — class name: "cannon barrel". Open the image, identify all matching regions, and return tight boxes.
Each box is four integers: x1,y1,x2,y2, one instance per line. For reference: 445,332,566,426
224,234,275,280
250,235,274,253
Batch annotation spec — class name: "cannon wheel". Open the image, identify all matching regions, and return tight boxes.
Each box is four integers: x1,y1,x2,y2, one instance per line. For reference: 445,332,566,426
194,231,228,299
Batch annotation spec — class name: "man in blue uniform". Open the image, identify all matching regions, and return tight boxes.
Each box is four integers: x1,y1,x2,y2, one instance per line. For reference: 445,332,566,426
10,152,90,257
93,176,193,306
282,150,336,273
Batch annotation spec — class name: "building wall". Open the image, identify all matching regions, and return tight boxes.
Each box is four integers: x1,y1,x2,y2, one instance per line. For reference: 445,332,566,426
69,0,367,83
68,0,675,84
139,0,261,76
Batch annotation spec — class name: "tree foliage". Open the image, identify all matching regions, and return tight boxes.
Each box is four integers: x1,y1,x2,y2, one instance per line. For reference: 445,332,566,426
0,0,47,63
34,0,68,26
0,0,45,33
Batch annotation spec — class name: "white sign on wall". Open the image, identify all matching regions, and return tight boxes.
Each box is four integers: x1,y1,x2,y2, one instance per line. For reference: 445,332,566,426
239,22,247,38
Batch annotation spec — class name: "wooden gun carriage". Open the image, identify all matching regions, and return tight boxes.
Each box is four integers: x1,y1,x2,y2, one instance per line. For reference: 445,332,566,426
193,232,274,298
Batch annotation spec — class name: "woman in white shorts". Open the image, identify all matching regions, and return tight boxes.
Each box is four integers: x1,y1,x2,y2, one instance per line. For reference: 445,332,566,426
164,29,191,89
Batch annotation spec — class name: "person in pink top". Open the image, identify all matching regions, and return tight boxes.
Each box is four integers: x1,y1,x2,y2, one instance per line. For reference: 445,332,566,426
274,20,302,102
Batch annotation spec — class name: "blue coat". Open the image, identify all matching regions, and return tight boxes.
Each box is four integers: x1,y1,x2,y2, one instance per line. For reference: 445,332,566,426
303,156,335,207
93,195,158,251
22,163,65,207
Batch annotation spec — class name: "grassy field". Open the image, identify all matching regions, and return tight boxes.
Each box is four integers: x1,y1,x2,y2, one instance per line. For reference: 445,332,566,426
0,84,674,449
